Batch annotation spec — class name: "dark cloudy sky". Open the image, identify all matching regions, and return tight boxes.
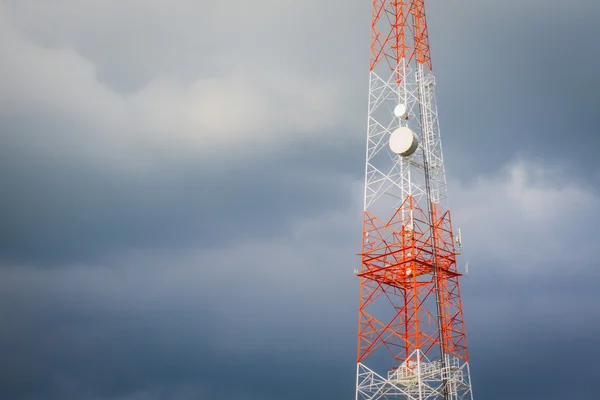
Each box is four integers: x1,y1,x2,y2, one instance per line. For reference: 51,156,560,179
1,1,599,399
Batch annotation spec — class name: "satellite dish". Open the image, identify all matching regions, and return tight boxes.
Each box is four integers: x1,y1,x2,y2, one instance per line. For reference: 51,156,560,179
394,104,407,118
389,127,418,156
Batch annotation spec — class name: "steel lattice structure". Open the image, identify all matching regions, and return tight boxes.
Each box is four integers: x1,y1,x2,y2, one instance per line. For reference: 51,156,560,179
355,1,473,399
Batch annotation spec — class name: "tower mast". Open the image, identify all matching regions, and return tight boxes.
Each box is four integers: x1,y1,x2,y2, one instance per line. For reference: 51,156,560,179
355,1,474,399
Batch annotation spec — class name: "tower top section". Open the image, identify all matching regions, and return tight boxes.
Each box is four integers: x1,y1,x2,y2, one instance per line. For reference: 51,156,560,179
370,0,432,72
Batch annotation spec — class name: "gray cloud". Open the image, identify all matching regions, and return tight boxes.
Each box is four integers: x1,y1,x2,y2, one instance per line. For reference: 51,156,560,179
1,0,599,399
0,144,359,266
0,0,363,266
1,158,599,399
427,1,600,179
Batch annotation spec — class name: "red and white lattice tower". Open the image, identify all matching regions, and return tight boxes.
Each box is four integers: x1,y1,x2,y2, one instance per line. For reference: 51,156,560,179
355,1,473,399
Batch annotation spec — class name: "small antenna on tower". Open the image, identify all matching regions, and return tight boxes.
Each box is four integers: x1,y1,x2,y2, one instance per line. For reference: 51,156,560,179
455,228,463,255
455,228,462,247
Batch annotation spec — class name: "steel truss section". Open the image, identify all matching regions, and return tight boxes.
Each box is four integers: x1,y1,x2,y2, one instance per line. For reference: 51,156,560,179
356,350,473,400
364,63,446,216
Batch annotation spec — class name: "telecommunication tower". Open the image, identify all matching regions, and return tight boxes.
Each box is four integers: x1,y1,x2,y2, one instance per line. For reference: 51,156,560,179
355,1,474,399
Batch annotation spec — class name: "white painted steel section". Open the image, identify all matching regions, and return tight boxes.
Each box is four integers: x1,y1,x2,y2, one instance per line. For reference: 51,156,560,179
356,350,473,400
362,61,450,216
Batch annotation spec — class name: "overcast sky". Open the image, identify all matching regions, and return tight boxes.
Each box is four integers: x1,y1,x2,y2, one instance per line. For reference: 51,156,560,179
1,1,599,399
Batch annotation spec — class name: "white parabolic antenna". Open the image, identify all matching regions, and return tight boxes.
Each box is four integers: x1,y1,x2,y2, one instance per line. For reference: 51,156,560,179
394,104,407,118
389,127,418,156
